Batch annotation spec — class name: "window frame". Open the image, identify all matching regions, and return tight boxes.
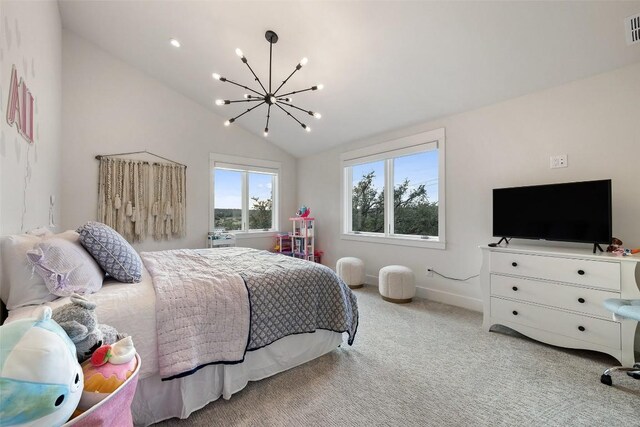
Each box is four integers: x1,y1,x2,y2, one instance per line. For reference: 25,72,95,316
341,128,446,249
209,154,280,238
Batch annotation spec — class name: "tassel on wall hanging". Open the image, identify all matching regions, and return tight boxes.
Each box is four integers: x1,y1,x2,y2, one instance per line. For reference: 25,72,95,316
96,152,186,242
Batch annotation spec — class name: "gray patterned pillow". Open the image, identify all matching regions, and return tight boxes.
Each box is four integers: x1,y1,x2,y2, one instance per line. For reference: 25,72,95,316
77,222,142,283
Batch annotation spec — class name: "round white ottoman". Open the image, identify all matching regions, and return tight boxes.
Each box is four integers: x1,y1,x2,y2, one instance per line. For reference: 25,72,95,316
336,257,365,289
379,265,415,303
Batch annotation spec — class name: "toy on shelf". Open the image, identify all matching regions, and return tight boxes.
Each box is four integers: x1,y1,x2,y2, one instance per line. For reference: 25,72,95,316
607,237,640,256
296,205,311,218
275,232,292,255
0,306,84,427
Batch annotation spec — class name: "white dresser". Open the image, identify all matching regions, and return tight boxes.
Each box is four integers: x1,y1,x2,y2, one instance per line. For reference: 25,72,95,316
480,245,640,365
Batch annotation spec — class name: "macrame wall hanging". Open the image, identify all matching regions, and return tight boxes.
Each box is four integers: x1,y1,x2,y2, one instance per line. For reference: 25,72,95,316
96,154,186,242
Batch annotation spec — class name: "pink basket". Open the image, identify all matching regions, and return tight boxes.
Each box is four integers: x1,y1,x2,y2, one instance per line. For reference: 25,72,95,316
63,354,141,427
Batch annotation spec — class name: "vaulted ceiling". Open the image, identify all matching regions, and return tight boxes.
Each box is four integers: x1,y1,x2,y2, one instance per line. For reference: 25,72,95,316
59,1,640,157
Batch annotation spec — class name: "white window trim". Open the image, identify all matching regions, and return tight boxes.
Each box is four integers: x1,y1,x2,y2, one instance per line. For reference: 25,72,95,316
340,128,446,250
209,153,281,235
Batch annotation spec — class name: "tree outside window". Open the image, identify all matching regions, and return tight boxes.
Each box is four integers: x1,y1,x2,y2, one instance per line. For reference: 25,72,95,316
350,150,439,237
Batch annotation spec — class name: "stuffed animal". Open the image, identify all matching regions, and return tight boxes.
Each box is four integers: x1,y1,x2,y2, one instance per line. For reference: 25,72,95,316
78,337,138,412
52,294,126,363
296,205,311,218
0,306,84,427
607,238,640,257
607,237,624,254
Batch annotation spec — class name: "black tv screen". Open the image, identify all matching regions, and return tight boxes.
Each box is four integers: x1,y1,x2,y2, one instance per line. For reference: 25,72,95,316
493,180,612,244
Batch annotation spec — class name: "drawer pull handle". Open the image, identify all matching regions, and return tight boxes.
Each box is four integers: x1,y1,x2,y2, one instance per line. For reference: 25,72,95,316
512,310,518,316
577,269,585,275
578,326,585,332
578,298,585,304
512,286,518,291
511,262,518,267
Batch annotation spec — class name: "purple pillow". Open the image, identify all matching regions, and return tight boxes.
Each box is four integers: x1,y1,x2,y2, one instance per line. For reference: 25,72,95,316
27,236,104,297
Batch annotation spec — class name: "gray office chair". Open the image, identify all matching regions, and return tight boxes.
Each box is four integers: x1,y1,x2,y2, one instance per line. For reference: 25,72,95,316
600,299,640,386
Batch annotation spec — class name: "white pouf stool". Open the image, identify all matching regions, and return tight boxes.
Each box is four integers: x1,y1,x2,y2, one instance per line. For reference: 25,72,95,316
379,265,415,303
336,257,365,289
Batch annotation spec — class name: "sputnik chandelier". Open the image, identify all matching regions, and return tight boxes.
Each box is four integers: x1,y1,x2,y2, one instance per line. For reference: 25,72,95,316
212,30,323,137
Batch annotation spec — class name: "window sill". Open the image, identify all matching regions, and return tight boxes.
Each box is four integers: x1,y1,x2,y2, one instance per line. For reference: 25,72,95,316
231,231,277,239
340,233,446,249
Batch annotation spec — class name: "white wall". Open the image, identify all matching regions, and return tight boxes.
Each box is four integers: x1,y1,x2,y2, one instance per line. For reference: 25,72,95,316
61,30,297,252
0,0,61,235
298,62,640,311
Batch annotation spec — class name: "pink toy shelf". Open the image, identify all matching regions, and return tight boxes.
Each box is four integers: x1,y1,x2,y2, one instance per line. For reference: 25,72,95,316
274,217,321,263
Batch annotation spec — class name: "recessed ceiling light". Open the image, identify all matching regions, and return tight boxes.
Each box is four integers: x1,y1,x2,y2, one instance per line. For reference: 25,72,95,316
169,39,181,48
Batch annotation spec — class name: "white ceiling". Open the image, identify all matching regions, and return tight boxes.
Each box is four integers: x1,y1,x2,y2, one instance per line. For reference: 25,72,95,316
59,1,640,158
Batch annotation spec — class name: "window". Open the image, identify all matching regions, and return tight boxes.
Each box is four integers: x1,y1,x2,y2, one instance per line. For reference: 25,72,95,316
342,128,445,249
210,154,280,234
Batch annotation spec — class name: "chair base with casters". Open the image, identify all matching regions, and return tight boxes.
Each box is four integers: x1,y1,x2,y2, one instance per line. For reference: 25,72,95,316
601,364,640,386
600,299,640,386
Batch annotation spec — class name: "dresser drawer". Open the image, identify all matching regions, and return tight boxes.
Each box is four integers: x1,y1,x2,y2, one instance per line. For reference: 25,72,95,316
491,252,620,291
490,274,618,319
490,297,620,349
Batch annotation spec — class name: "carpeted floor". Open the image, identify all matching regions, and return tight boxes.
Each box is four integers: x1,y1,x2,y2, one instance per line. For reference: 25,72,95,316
156,285,639,426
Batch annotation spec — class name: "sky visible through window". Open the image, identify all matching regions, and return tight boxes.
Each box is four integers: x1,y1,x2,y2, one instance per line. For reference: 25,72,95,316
394,150,439,202
214,169,273,208
351,150,438,202
249,172,273,207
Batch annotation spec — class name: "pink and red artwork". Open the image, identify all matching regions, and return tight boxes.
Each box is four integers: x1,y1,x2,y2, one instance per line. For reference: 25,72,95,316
6,64,35,144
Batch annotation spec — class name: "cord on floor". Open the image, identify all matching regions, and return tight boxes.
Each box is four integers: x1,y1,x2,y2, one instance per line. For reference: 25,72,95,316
428,269,479,282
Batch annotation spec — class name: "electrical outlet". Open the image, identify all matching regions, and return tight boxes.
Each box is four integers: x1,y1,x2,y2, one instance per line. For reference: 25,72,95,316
426,267,434,277
550,154,568,169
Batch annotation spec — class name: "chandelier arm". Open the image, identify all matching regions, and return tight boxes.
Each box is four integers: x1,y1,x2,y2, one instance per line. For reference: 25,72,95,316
222,78,265,97
265,104,272,131
273,68,299,96
280,101,313,115
230,101,266,122
274,103,305,127
269,41,273,93
227,98,266,104
277,86,315,98
242,58,268,94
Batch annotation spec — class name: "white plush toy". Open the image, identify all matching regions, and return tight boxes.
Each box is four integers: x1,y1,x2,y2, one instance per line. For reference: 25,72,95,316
0,306,84,427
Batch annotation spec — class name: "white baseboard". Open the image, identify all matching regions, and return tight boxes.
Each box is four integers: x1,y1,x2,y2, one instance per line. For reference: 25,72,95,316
415,287,482,312
364,274,482,313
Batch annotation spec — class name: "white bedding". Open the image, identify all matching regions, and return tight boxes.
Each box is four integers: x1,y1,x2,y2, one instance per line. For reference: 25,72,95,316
6,262,346,426
6,266,159,379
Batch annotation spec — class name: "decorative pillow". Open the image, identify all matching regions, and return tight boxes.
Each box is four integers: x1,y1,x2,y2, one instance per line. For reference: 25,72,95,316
0,234,56,310
27,236,104,297
77,222,142,283
26,226,55,238
0,231,82,309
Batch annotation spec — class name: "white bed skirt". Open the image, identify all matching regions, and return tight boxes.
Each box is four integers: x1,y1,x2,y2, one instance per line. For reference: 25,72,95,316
132,330,344,426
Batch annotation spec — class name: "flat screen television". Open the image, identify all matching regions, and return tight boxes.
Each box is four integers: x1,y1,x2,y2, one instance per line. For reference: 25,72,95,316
493,179,612,251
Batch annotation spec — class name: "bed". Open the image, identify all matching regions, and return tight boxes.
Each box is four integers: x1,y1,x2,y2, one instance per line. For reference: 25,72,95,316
3,243,358,426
